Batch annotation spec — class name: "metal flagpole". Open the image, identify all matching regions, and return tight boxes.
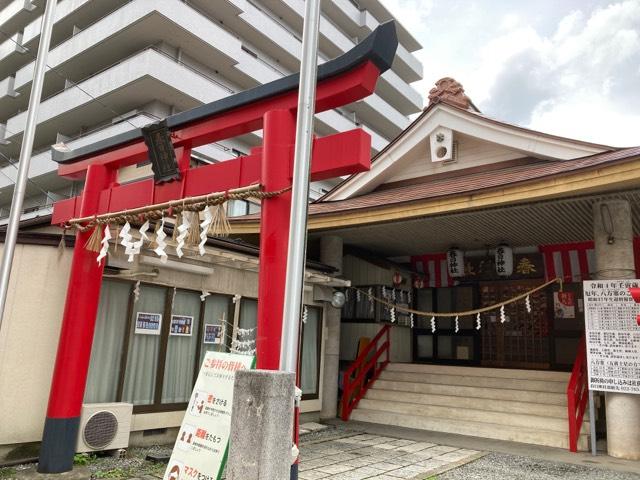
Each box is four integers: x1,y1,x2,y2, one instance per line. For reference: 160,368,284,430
0,0,57,329
280,0,321,478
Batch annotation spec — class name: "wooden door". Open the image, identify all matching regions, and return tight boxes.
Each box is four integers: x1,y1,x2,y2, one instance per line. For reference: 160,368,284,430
480,280,551,369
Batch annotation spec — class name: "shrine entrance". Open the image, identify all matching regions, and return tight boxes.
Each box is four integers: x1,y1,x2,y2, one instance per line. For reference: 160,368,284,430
37,22,399,474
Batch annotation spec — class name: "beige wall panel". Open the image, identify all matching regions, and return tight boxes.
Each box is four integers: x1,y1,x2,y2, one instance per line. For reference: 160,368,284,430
0,244,72,445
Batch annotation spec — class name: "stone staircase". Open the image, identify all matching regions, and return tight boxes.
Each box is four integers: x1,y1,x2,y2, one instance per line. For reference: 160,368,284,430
350,363,589,450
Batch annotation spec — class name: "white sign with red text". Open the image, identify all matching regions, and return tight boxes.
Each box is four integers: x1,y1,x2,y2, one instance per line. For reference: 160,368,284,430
584,280,640,394
164,351,255,480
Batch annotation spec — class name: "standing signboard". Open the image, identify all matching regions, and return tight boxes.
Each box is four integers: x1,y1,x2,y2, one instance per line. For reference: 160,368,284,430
164,351,255,480
583,280,640,394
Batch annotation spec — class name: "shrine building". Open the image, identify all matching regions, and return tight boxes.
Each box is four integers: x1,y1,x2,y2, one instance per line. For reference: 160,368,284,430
231,78,640,459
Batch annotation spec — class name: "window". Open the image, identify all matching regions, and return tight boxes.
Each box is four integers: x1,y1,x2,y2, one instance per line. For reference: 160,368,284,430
84,280,131,403
85,284,322,411
85,280,233,412
301,307,322,399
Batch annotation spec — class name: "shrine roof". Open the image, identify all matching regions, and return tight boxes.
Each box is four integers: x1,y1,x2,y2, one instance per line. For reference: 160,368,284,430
306,146,640,215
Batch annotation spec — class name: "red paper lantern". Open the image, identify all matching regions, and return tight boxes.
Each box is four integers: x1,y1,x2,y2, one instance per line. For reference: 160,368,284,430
392,272,403,286
413,276,425,289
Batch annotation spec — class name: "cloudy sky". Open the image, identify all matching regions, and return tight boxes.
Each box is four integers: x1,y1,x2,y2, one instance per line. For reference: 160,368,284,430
381,0,640,146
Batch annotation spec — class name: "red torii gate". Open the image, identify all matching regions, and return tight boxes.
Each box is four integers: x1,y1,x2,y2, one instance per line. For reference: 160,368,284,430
38,22,398,473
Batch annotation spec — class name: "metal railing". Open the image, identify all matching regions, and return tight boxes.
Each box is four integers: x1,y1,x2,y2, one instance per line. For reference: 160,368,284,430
340,324,390,421
567,334,588,452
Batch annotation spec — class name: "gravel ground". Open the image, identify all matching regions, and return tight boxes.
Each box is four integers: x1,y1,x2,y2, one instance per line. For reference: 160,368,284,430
438,452,640,480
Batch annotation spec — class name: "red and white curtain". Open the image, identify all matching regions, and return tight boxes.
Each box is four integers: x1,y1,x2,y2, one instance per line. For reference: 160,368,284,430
410,253,453,288
412,239,640,288
539,241,596,282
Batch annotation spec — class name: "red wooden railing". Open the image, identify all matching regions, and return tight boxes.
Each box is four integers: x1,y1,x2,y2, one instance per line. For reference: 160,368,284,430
340,324,391,421
567,335,588,452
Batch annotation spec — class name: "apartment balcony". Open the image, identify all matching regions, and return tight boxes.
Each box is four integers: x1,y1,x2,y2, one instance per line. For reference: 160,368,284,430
195,0,422,120
2,42,385,155
0,0,38,37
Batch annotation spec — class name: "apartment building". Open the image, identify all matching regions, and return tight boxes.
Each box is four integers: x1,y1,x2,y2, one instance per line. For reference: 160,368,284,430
0,0,423,221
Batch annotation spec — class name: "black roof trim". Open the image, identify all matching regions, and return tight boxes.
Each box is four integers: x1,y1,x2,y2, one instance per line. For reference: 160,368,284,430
53,21,398,165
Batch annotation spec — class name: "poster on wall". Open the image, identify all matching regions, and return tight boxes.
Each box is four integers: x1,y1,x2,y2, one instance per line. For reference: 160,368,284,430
583,280,640,394
554,291,576,319
203,324,223,345
164,351,255,480
135,312,162,335
170,315,194,336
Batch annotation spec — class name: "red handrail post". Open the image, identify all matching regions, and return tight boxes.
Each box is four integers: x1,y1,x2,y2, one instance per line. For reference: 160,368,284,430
566,335,588,452
341,324,391,421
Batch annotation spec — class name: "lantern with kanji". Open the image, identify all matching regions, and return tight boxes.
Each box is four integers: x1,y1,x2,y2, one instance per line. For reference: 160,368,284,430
447,247,465,278
495,243,513,277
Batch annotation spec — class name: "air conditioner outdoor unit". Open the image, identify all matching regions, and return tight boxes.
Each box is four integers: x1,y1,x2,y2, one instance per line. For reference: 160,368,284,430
76,403,133,453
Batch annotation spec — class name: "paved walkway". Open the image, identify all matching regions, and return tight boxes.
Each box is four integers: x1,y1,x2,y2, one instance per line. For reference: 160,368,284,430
299,432,483,480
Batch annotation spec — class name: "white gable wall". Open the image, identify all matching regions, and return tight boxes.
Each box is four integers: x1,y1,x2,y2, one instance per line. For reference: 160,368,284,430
325,104,611,200
386,132,524,184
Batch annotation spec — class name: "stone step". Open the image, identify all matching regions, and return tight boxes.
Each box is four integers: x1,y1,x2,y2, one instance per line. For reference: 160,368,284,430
374,379,567,405
365,388,568,418
351,408,590,451
379,370,566,393
386,363,570,382
358,398,583,434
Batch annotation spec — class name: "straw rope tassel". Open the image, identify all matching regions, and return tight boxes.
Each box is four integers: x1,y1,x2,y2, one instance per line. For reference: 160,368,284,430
84,224,103,252
57,228,67,258
208,203,231,237
186,211,201,246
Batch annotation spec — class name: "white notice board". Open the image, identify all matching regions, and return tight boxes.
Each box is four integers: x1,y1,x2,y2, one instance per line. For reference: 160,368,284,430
583,280,640,394
164,351,255,480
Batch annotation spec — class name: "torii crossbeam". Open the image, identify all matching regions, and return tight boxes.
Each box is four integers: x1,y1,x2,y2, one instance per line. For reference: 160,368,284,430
39,22,398,473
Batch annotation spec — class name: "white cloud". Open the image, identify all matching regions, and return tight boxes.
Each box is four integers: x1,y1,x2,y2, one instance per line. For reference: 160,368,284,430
382,0,640,146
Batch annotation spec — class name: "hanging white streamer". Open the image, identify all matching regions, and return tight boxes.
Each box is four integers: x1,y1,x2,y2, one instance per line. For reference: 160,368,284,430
231,348,256,356
430,316,436,333
391,288,396,301
96,224,111,265
199,207,213,256
356,289,361,302
232,294,241,304
175,214,191,258
119,222,135,260
133,280,141,303
410,313,414,328
390,307,396,323
476,312,481,330
200,290,211,302
454,315,459,333
500,305,506,323
525,294,532,313
368,287,374,314
153,217,168,264
302,305,308,324
127,220,150,262
236,327,256,336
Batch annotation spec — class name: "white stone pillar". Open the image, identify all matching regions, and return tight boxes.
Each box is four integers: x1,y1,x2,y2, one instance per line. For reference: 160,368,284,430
593,199,640,460
319,235,343,420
